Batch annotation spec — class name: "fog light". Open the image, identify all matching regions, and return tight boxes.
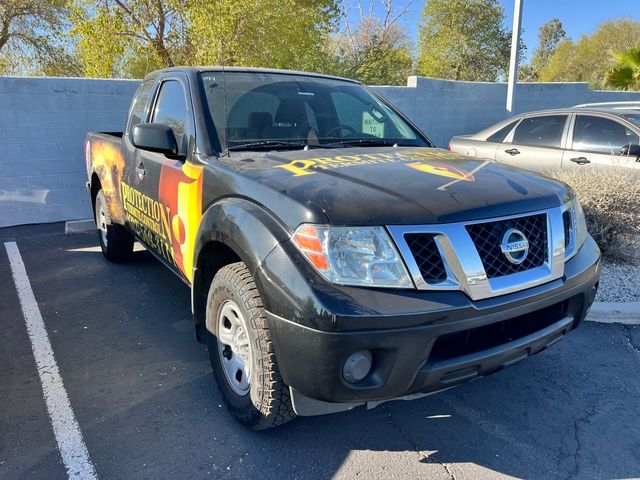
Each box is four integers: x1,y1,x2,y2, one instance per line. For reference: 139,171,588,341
342,350,373,384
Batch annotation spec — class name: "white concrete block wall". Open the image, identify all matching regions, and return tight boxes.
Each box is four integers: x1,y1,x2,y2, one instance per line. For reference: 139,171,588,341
0,77,139,227
2,75,640,228
374,77,640,148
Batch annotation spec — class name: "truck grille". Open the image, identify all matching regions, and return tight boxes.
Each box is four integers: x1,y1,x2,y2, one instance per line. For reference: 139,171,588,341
404,233,447,283
388,206,565,299
466,214,548,278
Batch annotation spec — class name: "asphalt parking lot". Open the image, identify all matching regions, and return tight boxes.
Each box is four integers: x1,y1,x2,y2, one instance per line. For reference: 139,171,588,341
1,223,639,480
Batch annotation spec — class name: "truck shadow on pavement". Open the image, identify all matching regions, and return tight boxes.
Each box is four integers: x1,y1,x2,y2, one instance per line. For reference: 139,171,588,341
4,224,639,480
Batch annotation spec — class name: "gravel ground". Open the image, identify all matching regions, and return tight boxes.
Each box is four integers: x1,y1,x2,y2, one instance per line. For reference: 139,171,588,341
595,260,640,302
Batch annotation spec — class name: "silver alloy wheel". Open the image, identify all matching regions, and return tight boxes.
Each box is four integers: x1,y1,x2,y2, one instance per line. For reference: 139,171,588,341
96,196,108,247
216,300,252,396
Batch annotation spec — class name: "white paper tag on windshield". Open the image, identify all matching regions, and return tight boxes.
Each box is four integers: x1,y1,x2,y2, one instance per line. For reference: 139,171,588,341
362,112,385,138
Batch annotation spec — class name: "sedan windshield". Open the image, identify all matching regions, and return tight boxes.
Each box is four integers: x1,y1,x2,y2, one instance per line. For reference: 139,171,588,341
622,113,640,129
199,71,431,152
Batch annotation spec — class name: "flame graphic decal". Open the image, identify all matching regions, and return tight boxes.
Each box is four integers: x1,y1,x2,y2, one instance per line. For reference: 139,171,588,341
89,140,126,222
406,162,475,182
158,161,204,282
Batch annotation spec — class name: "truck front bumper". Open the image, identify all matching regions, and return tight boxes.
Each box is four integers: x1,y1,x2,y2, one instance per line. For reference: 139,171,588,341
259,236,600,416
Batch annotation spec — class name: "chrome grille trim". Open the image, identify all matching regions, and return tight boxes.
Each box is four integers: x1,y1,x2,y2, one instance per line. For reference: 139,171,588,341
387,206,567,301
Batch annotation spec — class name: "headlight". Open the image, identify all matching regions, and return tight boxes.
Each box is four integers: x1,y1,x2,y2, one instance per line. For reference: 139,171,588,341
573,196,588,251
565,195,588,259
291,224,413,288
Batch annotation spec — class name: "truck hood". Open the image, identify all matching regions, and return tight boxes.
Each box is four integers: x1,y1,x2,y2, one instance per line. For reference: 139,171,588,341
220,147,570,226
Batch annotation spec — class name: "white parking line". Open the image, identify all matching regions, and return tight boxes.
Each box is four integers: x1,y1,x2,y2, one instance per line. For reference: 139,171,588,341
4,241,98,480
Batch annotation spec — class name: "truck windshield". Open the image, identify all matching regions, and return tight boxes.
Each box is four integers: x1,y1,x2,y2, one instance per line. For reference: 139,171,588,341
199,71,431,152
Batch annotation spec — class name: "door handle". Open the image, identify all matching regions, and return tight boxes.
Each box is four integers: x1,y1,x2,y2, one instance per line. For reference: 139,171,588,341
570,157,591,165
135,161,146,180
504,148,520,156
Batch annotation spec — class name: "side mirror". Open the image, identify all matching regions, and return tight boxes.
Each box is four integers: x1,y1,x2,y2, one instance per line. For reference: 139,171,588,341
620,143,640,158
132,123,178,156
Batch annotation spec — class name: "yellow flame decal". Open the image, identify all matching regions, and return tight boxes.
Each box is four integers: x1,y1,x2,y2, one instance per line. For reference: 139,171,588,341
406,162,475,182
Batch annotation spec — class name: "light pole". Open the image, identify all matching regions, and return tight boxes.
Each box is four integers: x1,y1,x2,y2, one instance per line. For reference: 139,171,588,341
506,0,523,112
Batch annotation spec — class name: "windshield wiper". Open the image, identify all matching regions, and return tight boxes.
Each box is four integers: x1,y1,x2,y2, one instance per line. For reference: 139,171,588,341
228,138,400,151
228,140,309,151
322,138,399,148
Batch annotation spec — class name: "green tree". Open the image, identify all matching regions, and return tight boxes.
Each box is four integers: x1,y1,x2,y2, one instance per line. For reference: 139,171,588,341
417,0,513,81
540,19,640,87
327,0,414,85
604,48,640,90
0,0,79,75
188,0,339,72
71,0,191,78
72,0,340,78
520,17,566,81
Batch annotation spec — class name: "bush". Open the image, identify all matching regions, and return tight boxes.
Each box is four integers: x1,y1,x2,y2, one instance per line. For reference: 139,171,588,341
547,167,640,259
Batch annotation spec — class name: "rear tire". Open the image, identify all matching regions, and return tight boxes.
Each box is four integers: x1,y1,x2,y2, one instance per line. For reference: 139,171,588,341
95,189,133,262
205,262,296,430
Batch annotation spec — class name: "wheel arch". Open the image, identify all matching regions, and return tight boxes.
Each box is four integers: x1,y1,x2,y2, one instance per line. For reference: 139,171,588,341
89,172,101,220
191,198,290,342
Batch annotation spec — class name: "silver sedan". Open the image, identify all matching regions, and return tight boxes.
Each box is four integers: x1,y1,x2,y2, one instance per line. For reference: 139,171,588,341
449,108,640,173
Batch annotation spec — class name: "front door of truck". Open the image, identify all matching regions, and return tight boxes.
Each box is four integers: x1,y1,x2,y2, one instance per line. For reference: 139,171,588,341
122,75,201,283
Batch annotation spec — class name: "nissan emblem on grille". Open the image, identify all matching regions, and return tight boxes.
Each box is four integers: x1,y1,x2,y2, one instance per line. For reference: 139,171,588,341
500,228,530,265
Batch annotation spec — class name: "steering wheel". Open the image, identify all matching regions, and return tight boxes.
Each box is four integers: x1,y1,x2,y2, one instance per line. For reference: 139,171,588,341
324,124,358,138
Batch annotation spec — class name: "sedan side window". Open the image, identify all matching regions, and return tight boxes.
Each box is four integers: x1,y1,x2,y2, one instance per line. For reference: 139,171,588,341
152,80,190,154
512,115,566,148
486,120,519,143
572,115,639,154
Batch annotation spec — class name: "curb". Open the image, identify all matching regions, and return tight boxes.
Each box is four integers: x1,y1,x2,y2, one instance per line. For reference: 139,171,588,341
64,219,95,235
587,302,640,325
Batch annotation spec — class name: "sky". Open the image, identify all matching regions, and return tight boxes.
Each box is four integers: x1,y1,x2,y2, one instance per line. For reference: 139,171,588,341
363,0,640,61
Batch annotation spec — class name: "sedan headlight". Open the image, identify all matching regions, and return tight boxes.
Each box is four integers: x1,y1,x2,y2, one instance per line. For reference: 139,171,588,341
565,195,588,260
291,224,413,288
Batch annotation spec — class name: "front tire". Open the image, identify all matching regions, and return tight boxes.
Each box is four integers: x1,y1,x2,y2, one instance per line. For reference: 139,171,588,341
95,189,134,262
205,262,296,430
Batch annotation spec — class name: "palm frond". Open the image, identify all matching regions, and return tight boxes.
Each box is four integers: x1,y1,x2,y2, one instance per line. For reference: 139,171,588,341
605,47,640,90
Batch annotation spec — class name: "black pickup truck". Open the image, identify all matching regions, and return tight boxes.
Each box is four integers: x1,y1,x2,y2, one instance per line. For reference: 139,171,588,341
85,67,600,430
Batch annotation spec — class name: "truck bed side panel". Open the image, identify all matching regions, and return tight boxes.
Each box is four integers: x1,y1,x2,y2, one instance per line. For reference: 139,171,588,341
86,132,126,225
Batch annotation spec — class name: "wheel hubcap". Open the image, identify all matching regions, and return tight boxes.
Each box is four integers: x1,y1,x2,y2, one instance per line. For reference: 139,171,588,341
216,300,252,396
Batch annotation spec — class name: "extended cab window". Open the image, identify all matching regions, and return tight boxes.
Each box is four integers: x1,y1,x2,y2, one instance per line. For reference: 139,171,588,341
152,80,189,154
572,115,639,154
512,115,566,148
127,78,155,131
